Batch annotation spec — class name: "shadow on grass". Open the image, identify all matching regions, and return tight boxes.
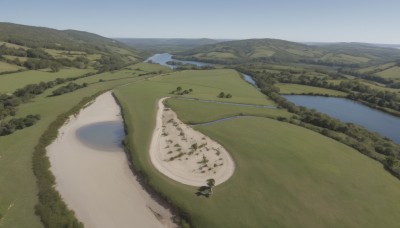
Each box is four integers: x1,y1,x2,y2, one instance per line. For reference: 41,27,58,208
195,186,211,198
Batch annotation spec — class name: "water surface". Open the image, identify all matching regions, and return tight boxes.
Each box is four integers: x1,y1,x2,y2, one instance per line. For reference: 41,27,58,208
284,95,400,143
76,121,125,151
145,53,210,69
242,74,259,89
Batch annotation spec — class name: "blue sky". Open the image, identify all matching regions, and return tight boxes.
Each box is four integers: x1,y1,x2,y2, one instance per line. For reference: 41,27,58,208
1,0,399,43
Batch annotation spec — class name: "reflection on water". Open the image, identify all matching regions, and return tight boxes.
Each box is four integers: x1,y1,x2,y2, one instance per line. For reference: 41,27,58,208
284,95,400,144
76,121,125,151
242,74,259,89
145,53,210,69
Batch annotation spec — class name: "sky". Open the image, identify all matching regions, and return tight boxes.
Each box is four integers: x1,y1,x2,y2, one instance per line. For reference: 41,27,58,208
1,0,399,44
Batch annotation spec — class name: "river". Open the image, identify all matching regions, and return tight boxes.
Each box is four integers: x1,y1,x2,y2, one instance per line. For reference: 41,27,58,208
284,95,400,144
145,53,210,69
146,55,400,144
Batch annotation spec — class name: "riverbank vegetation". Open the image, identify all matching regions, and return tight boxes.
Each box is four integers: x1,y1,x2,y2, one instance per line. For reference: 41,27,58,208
114,69,400,227
237,66,400,116
0,63,167,227
3,23,400,228
51,82,88,96
241,70,400,178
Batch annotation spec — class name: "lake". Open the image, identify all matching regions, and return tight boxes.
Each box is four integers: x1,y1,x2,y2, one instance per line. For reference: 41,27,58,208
145,53,210,69
76,121,125,151
284,95,400,144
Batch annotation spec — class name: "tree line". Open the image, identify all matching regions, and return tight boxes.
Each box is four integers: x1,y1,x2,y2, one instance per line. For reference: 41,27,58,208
0,72,95,137
52,82,88,96
238,67,400,178
244,69,400,113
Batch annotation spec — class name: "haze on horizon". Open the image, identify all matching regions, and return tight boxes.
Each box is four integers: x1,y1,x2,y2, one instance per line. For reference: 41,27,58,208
1,0,399,44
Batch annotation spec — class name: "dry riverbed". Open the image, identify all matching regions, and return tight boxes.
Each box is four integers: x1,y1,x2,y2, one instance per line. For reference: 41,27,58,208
47,92,175,228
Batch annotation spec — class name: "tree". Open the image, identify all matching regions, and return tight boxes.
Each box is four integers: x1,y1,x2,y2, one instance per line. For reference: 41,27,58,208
218,92,225,98
206,178,215,195
50,63,60,72
386,156,398,168
176,86,182,92
225,93,232,98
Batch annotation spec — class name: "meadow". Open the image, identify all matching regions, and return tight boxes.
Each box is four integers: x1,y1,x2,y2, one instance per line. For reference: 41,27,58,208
0,63,164,227
376,66,400,79
114,69,400,227
165,98,292,124
0,68,95,93
0,61,23,73
277,83,347,96
153,69,275,105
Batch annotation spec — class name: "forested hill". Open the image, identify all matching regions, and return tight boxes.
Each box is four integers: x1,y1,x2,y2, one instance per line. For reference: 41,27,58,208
0,22,134,53
173,38,400,66
117,38,225,55
0,23,141,72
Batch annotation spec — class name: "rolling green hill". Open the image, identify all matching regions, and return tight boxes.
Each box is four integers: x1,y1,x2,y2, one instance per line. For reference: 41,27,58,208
0,23,141,72
117,38,225,56
173,38,400,66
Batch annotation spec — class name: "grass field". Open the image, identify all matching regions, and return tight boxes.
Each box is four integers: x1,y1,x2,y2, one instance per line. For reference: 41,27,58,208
151,69,274,105
358,62,395,74
321,53,371,64
327,79,400,93
0,61,23,73
376,66,400,79
165,98,292,124
249,49,275,58
3,64,400,227
277,83,347,96
0,41,29,50
0,68,96,93
2,55,29,63
114,69,400,227
194,52,237,59
0,63,166,227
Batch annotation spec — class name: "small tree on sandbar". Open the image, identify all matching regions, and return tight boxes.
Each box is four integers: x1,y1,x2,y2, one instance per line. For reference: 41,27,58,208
206,178,215,195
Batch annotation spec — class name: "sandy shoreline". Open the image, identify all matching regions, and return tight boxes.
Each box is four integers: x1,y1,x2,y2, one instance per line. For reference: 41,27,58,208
47,92,175,228
149,98,235,187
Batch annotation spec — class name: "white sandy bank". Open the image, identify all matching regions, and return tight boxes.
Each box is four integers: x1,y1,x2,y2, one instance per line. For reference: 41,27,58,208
149,98,235,187
47,92,175,228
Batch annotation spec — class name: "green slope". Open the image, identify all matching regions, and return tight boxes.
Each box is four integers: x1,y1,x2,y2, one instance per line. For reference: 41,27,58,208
114,69,400,227
174,38,400,66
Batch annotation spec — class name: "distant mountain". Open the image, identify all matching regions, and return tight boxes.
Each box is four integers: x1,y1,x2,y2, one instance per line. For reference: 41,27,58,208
116,38,226,55
0,22,139,57
173,38,400,66
0,22,141,72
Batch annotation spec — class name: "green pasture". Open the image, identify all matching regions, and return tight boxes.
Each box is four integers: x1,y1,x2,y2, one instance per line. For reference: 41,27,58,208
150,69,274,105
2,55,29,63
376,66,400,79
0,41,29,50
321,53,370,64
0,61,24,73
0,68,95,93
165,98,291,124
114,69,400,227
277,83,347,96
0,63,163,227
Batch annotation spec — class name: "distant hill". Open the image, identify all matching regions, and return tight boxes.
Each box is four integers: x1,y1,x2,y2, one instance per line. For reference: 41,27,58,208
117,38,225,55
0,23,141,72
173,38,400,66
